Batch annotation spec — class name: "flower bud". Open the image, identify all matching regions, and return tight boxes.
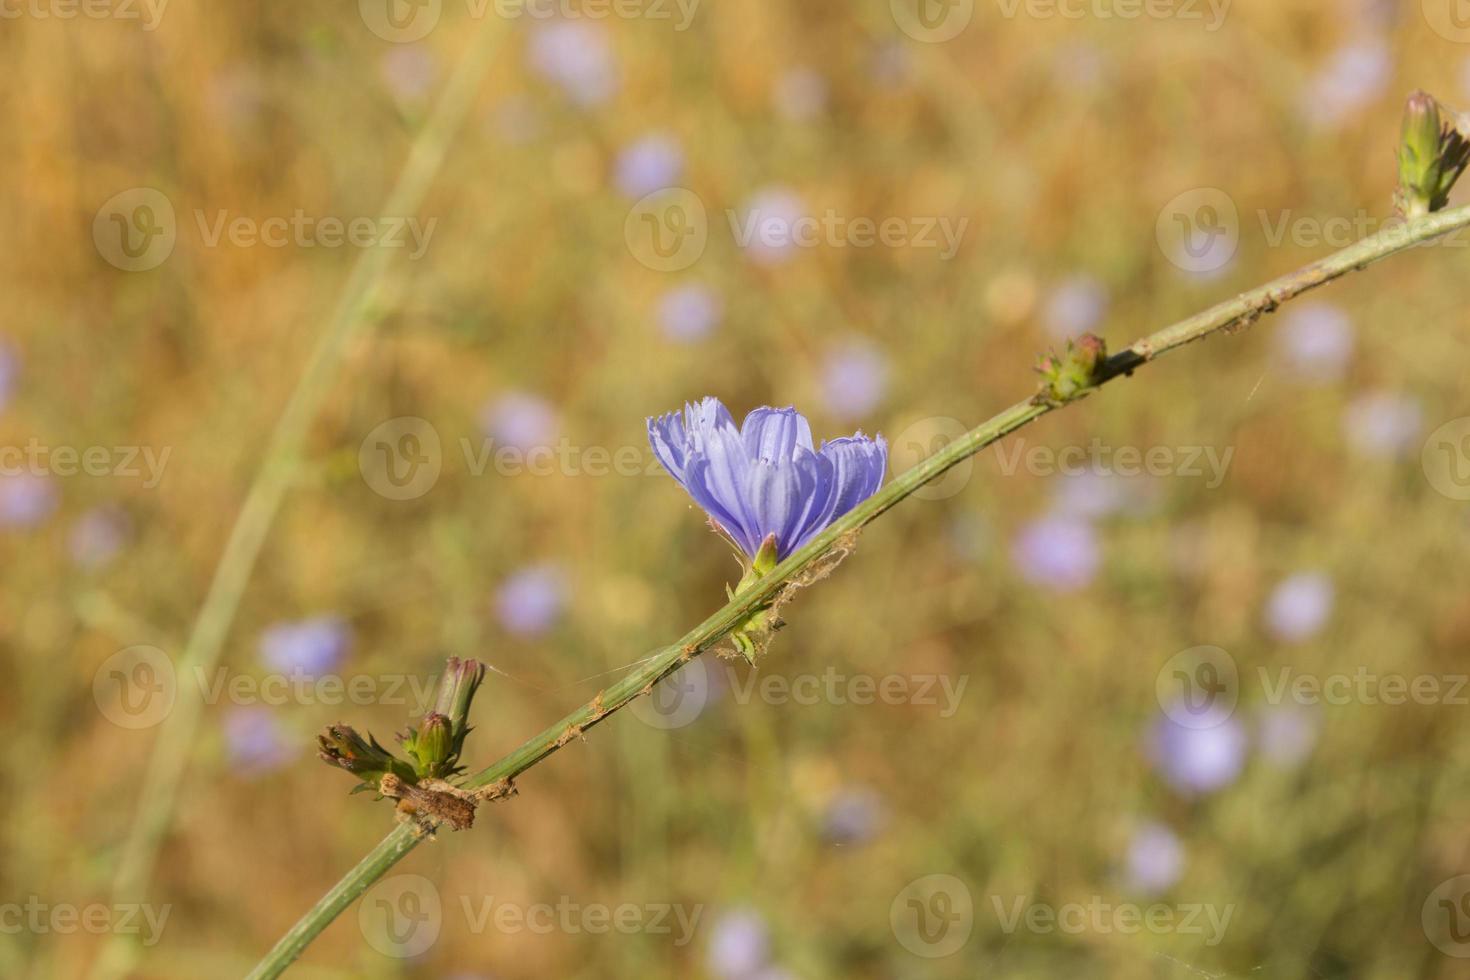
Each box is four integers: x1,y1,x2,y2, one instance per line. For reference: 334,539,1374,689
1035,333,1108,404
403,712,454,776
1395,90,1470,218
317,724,416,791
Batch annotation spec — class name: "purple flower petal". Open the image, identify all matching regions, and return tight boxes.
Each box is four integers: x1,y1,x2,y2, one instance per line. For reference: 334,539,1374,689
741,406,815,462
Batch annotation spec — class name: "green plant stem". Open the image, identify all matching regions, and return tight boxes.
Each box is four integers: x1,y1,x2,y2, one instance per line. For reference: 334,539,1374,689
88,24,508,980
248,204,1470,979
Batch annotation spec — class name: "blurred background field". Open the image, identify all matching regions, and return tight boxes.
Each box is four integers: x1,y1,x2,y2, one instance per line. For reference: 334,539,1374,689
4,0,1470,977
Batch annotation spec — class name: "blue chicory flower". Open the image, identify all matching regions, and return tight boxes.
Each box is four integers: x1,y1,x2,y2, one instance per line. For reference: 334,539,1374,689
648,399,887,562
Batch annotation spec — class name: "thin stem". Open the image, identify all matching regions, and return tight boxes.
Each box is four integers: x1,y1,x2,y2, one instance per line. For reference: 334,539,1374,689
248,203,1470,978
88,24,508,980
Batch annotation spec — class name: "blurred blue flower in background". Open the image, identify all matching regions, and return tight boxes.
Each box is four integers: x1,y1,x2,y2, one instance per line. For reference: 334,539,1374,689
737,187,807,266
657,283,723,343
1275,302,1354,383
479,391,559,452
707,907,771,980
0,339,17,412
773,67,827,121
648,399,888,560
259,616,352,677
223,707,295,776
1264,572,1335,643
1040,275,1109,341
613,132,683,198
1010,515,1099,591
819,340,889,422
1123,821,1185,894
1342,391,1422,459
495,564,567,638
68,505,130,569
528,21,617,107
380,45,438,104
1302,39,1392,127
821,785,886,846
1149,712,1248,795
0,473,57,528
1257,703,1320,769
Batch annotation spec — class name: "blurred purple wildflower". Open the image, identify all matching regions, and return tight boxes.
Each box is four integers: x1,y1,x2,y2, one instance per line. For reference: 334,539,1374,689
1123,821,1185,894
0,474,58,528
1256,703,1320,769
707,908,771,980
657,283,723,343
1275,302,1354,382
224,707,295,776
380,45,438,103
1302,40,1392,127
1040,275,1109,341
773,67,827,120
822,786,886,845
528,21,617,107
68,506,130,569
0,339,18,412
1010,516,1099,591
614,133,683,198
1264,572,1334,643
1149,712,1248,795
737,187,807,266
1343,391,1423,458
495,564,567,637
819,340,889,422
260,616,352,677
648,399,887,561
479,392,558,452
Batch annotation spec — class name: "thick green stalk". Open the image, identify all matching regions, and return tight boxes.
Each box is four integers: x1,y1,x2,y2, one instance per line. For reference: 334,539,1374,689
248,202,1470,978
